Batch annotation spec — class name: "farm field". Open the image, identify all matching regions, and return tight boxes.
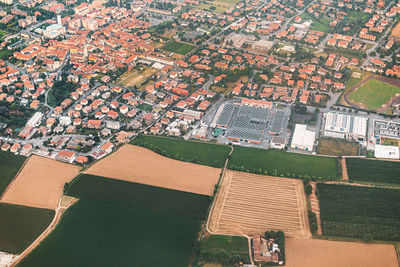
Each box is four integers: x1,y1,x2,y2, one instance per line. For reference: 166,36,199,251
228,146,339,180
131,135,231,168
209,171,310,238
163,41,195,55
346,158,400,184
1,155,80,210
285,239,398,267
117,67,157,87
85,144,221,196
0,203,54,254
17,199,202,267
317,138,359,156
348,79,400,110
0,151,25,196
318,183,400,241
66,174,211,220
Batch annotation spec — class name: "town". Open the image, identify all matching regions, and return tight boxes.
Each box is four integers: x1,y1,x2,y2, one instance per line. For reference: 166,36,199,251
0,0,400,266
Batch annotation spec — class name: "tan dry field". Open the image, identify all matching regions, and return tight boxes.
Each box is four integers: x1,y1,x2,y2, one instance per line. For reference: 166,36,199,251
285,239,399,267
209,171,310,238
1,155,80,210
85,145,220,196
118,67,157,87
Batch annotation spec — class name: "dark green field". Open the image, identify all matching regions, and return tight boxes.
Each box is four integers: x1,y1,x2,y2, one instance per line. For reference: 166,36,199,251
66,174,211,220
163,41,195,55
318,183,400,241
131,135,231,168
196,235,250,265
228,147,340,180
0,151,26,196
0,203,54,254
346,158,400,184
19,175,210,267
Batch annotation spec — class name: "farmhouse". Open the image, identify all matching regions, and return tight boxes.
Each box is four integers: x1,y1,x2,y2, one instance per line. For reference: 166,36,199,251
291,124,316,151
323,112,367,141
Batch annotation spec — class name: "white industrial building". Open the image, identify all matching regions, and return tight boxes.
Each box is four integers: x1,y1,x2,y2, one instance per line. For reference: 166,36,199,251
290,124,316,151
374,144,400,159
323,112,367,141
26,112,43,127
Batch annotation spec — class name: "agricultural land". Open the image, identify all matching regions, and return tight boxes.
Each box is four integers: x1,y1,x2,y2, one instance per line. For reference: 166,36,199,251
85,145,221,196
209,170,310,238
0,151,26,196
18,174,210,267
0,203,54,254
318,183,400,241
131,135,231,168
228,146,340,180
1,155,80,210
346,158,400,185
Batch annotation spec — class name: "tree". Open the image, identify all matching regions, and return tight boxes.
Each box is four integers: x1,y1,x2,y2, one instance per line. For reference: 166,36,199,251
362,233,373,242
305,183,313,195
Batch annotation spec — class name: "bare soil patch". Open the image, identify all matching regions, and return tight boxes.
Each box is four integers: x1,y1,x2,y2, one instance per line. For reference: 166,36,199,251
85,145,221,196
1,156,80,210
209,171,310,238
285,239,398,267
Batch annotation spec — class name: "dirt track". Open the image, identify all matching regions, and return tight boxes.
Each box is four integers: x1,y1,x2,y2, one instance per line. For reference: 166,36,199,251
209,171,310,238
85,145,221,196
285,239,398,267
341,158,348,181
1,155,80,210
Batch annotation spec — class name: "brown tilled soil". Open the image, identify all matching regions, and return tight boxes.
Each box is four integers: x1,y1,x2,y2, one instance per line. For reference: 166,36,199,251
209,171,310,238
1,155,80,210
285,239,399,267
85,145,221,196
341,158,349,181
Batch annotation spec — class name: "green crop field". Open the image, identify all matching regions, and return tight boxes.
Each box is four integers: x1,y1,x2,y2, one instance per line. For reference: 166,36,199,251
228,147,340,180
19,175,210,266
18,199,202,267
195,235,250,265
0,203,54,254
131,135,231,168
163,41,195,55
346,158,400,185
318,183,400,241
348,79,400,110
0,151,26,196
66,174,211,220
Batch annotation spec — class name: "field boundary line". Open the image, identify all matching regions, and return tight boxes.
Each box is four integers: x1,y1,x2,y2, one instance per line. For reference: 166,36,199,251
10,196,77,267
0,156,29,201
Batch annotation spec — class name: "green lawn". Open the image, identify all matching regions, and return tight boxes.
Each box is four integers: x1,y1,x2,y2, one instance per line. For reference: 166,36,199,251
19,175,210,267
346,158,400,185
228,147,340,180
300,13,330,33
163,41,196,55
131,135,231,168
348,79,400,110
0,151,26,196
0,203,54,254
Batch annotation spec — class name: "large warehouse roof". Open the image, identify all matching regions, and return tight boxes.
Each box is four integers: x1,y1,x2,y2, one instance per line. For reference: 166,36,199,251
291,124,315,151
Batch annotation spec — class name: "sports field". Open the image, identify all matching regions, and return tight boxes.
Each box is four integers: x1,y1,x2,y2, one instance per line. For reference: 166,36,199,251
317,138,359,156
85,145,221,196
19,175,210,267
286,239,398,267
0,151,25,196
346,158,400,185
228,146,339,180
318,183,400,241
209,171,310,238
197,0,239,13
131,135,231,168
1,155,80,210
163,41,195,55
0,203,54,254
117,67,157,87
348,79,400,110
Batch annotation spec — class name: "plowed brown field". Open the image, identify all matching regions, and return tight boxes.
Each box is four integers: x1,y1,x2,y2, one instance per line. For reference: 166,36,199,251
1,155,80,210
85,145,221,196
286,239,398,267
209,171,310,238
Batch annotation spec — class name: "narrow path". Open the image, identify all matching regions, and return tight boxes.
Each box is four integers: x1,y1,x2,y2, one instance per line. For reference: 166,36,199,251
341,158,349,181
309,182,322,235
